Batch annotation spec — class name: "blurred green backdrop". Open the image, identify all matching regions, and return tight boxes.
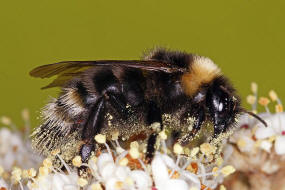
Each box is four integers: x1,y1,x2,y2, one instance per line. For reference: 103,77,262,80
0,0,284,127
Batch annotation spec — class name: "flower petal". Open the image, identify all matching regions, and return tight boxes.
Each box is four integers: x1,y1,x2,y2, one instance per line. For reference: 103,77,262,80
255,113,285,139
114,166,130,181
97,153,114,172
130,170,152,190
160,179,189,190
275,136,285,155
151,153,169,188
180,171,201,186
260,140,272,153
100,162,116,180
255,126,276,139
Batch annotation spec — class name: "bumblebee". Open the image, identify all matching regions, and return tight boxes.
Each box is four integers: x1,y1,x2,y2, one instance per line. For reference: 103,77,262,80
30,48,266,163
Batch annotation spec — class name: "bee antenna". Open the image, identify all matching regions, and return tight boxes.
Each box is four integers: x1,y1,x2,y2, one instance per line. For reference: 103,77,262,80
240,108,267,127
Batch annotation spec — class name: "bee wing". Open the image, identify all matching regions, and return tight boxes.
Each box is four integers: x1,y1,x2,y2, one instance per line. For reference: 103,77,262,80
40,73,82,89
30,60,186,78
30,60,187,89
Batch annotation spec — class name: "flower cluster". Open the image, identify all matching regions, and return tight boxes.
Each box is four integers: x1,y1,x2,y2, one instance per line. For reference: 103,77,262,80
0,109,43,189
223,83,285,190
0,111,236,190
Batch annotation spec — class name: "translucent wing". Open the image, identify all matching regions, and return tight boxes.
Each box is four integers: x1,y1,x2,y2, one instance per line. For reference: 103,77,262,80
30,60,186,89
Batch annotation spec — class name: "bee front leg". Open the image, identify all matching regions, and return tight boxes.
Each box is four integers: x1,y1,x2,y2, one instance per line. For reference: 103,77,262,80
145,101,163,163
179,105,205,145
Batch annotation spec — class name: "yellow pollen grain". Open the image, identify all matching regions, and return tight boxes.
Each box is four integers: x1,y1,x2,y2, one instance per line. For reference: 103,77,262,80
212,167,219,177
30,182,39,189
51,149,60,156
268,135,276,143
190,147,199,157
27,168,36,178
111,131,120,141
95,134,106,144
22,170,29,179
171,171,180,179
269,90,278,101
125,177,134,186
251,126,259,136
259,97,270,106
116,147,125,154
221,165,236,176
72,156,82,167
246,95,256,105
220,185,227,190
130,141,139,149
275,104,283,113
39,166,49,176
90,183,103,190
159,130,167,140
200,143,216,156
184,147,190,156
237,138,247,149
90,156,98,164
173,143,184,155
129,147,140,159
254,140,261,148
151,122,161,132
119,158,129,166
0,116,11,125
21,108,30,120
251,82,258,94
186,164,195,173
115,181,124,189
11,167,22,182
216,157,224,167
234,117,239,123
77,177,88,187
43,158,52,168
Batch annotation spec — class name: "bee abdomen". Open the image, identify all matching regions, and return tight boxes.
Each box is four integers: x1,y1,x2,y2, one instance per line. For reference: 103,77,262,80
32,86,89,155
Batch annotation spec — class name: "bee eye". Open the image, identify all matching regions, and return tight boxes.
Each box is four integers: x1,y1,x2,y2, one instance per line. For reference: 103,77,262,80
218,103,223,112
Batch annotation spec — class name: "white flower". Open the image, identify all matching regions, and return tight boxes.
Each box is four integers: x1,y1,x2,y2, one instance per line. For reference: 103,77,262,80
274,136,285,155
151,153,170,189
160,179,189,190
151,153,204,190
130,170,152,190
28,172,78,190
254,113,285,155
0,127,42,171
95,152,152,190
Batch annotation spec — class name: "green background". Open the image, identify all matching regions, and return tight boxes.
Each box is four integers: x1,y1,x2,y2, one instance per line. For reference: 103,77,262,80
0,0,284,127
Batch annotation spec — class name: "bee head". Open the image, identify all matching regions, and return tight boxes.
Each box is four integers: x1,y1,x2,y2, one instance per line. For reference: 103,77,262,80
203,79,240,136
201,77,267,137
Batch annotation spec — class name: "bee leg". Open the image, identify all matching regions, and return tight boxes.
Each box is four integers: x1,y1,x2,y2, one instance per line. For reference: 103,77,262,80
107,92,128,118
145,101,163,163
78,144,95,177
80,144,95,163
79,99,105,176
82,98,105,143
145,133,158,163
179,106,205,145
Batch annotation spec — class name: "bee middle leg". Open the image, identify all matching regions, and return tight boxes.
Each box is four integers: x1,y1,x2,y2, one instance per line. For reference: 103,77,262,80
78,98,105,177
145,101,163,163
